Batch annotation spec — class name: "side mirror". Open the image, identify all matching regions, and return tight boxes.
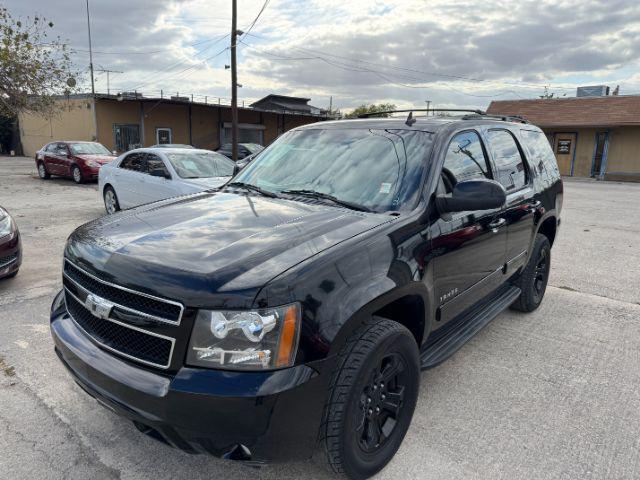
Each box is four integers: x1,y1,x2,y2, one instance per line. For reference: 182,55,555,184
436,179,506,214
150,169,171,180
112,150,117,155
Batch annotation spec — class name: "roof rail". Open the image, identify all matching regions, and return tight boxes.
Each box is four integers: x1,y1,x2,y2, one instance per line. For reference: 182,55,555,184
462,113,530,124
357,108,485,118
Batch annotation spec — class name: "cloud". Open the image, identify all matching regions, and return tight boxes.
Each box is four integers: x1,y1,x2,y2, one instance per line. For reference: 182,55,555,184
5,0,640,110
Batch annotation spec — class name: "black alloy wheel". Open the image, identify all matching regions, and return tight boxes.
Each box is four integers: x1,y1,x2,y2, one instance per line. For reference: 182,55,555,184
323,318,420,479
511,233,551,312
357,353,408,453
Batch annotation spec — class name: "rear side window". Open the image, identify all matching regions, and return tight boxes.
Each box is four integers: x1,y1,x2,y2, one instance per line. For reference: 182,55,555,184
120,153,145,172
520,129,560,179
486,130,528,192
441,131,491,193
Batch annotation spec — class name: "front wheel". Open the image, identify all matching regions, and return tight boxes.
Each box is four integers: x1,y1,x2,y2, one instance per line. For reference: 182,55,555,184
511,233,551,312
323,318,420,479
71,165,84,184
37,162,50,179
103,186,120,214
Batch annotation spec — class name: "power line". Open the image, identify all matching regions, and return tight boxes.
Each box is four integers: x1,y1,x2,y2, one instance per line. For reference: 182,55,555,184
243,0,270,38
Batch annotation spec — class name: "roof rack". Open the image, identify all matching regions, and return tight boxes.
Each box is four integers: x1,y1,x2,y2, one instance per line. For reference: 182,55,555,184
357,108,485,118
462,113,530,124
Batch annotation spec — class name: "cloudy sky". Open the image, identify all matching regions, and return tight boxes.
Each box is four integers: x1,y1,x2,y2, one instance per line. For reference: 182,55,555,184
6,0,640,112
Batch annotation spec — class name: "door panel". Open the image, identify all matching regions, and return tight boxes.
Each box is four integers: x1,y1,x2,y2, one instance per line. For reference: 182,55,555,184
553,134,575,176
143,154,179,203
431,130,508,326
483,129,536,269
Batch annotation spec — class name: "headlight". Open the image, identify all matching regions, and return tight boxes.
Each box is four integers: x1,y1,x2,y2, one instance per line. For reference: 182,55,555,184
0,215,13,238
86,160,100,168
186,303,301,370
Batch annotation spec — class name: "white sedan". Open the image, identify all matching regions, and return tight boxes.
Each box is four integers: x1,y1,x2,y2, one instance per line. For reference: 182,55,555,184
99,148,235,214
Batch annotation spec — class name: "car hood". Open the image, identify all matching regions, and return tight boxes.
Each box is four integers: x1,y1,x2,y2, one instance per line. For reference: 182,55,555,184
181,176,230,189
76,154,115,164
65,192,392,307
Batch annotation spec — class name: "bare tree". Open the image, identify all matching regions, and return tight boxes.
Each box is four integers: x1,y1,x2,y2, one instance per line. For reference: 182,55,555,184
0,7,77,117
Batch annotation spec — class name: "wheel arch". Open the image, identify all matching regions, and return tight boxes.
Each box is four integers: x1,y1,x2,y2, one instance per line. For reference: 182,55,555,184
327,283,432,359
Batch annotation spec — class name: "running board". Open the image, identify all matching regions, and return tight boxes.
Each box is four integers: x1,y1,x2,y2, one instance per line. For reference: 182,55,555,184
420,286,521,369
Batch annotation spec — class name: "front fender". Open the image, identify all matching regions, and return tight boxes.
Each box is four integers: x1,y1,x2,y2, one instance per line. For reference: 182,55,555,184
256,227,433,365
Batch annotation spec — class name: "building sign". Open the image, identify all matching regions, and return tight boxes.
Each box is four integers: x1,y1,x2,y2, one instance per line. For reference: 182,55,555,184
556,139,572,154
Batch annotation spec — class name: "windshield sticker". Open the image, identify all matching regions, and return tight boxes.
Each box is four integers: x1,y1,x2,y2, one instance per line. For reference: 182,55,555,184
379,182,392,194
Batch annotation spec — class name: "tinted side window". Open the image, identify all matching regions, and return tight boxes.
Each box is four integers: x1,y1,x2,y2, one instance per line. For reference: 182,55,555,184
145,154,169,176
520,129,560,180
441,131,490,193
120,153,144,172
486,130,527,191
45,143,57,152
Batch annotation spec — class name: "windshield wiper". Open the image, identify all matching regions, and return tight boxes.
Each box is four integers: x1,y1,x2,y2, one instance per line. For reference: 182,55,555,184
226,181,279,198
281,189,371,212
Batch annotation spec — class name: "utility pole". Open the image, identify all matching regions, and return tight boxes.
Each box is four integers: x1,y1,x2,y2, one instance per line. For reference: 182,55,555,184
85,0,95,96
230,0,239,161
425,100,431,116
95,68,123,95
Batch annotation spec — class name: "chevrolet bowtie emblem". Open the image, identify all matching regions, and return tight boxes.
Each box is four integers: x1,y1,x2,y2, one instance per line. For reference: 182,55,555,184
85,293,114,320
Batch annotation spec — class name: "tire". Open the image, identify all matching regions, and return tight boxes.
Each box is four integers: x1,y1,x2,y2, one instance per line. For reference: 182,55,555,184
323,318,420,480
103,186,120,214
71,165,84,184
510,233,551,312
37,162,50,179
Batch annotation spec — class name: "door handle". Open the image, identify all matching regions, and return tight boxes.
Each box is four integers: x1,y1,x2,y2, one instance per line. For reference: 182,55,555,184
488,218,506,232
528,200,542,212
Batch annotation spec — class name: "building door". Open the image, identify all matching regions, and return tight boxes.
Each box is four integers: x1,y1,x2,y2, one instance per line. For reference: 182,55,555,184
592,131,609,178
553,133,576,176
156,128,172,145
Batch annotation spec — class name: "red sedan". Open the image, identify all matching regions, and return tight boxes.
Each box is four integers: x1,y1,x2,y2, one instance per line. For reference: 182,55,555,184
35,141,116,183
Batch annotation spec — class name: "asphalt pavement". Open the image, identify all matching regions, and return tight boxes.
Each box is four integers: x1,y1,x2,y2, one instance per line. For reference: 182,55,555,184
1,156,639,479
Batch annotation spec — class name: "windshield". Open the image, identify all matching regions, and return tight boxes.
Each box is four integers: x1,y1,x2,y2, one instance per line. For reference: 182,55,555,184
166,152,235,179
233,128,433,212
69,143,111,155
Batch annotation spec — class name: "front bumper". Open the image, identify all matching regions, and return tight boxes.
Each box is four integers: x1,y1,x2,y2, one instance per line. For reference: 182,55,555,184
0,232,21,278
50,291,330,462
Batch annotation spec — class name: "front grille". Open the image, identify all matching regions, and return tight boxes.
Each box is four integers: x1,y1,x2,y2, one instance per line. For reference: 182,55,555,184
0,251,18,268
65,291,174,369
64,261,183,324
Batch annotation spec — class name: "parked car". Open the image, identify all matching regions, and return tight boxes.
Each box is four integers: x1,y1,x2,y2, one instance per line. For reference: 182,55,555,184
35,141,116,183
0,206,21,279
99,147,235,214
150,143,195,149
216,142,264,159
50,112,562,479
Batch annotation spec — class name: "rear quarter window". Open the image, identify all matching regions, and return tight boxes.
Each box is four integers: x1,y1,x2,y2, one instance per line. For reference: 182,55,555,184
520,129,560,182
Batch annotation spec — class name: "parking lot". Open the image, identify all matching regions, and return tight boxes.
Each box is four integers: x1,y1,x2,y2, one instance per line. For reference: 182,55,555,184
1,155,639,479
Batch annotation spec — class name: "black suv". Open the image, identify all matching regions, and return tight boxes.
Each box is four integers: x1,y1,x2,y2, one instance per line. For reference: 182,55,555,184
50,111,562,479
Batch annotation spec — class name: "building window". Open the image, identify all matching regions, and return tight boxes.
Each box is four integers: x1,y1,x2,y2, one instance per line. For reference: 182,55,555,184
114,124,141,152
222,123,265,145
156,127,172,145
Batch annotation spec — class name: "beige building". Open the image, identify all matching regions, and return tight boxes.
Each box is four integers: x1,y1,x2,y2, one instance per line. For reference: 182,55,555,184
18,93,328,157
487,95,640,182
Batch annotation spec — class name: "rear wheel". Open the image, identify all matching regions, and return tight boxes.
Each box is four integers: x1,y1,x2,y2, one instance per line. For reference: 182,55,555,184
511,233,551,312
323,318,420,479
103,186,120,214
71,165,83,184
37,162,50,179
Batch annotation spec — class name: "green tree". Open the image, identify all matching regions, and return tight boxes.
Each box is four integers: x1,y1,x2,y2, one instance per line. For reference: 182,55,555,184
0,7,76,117
344,103,397,118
